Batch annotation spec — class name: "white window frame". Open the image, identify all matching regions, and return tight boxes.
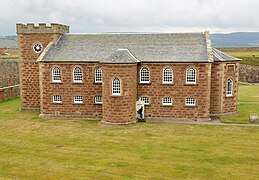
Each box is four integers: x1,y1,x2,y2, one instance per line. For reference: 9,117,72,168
52,67,61,83
95,96,102,104
95,67,102,83
53,95,62,103
185,97,196,106
74,96,83,104
112,78,121,96
226,79,233,97
163,68,173,84
139,96,150,105
162,97,172,106
186,68,196,84
140,67,150,84
73,67,83,83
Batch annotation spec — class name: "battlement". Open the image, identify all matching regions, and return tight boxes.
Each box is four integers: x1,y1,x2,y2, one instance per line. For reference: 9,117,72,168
16,23,69,34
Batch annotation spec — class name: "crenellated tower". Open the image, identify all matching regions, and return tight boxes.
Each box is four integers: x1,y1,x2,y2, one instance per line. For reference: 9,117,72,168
16,23,69,110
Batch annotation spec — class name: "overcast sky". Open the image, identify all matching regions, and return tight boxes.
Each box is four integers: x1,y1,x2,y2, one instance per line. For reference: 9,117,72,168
0,0,258,35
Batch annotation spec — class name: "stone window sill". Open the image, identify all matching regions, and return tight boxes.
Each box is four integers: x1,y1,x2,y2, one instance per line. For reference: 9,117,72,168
226,95,234,98
73,103,85,105
111,94,122,97
94,103,102,105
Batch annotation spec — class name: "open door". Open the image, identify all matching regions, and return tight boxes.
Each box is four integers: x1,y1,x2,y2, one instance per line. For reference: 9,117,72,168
136,101,145,122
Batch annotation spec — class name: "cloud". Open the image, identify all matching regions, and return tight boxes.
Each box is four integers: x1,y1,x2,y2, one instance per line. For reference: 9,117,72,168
0,0,258,35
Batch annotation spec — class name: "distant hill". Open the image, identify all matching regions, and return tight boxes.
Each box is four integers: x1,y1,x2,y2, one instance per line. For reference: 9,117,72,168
211,32,259,47
1,32,259,48
0,36,18,48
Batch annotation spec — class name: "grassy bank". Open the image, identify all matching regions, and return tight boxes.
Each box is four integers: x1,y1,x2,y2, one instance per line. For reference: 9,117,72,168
0,98,259,179
220,83,259,124
225,51,259,66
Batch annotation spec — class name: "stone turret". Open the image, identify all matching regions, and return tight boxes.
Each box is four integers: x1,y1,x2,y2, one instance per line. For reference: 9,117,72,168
17,23,69,110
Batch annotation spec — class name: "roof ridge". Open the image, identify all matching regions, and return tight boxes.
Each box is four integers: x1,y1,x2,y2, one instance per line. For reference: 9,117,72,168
64,32,205,35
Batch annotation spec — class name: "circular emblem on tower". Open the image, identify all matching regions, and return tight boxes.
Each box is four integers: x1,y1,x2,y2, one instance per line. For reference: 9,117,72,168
33,43,43,53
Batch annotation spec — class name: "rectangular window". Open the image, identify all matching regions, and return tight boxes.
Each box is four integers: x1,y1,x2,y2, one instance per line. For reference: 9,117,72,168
162,97,172,105
53,95,62,103
185,98,196,106
227,64,235,72
139,96,150,105
74,96,83,104
95,96,102,104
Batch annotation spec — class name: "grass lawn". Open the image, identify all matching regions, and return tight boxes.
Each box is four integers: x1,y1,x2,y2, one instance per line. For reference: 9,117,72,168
225,51,259,66
220,83,259,124
0,98,259,179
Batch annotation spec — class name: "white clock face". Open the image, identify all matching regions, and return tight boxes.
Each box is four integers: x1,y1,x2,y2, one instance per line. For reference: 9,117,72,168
33,43,42,53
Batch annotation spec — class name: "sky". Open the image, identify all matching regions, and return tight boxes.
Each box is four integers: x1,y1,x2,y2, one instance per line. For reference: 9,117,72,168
0,0,259,35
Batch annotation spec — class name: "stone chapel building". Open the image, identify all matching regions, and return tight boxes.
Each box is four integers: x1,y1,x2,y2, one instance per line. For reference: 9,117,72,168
17,23,240,124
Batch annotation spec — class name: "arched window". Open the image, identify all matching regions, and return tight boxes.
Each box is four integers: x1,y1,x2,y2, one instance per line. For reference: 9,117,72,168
226,79,233,96
186,68,196,84
112,78,121,95
52,67,61,82
95,67,102,83
163,68,173,83
140,67,150,83
73,67,83,82
162,97,172,105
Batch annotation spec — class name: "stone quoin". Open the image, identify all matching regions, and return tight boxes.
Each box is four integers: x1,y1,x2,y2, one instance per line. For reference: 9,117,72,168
17,23,241,124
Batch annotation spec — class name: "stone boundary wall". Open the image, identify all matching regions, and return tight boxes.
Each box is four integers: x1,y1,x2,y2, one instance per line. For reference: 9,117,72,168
0,85,20,102
0,59,20,102
217,47,259,52
239,64,259,83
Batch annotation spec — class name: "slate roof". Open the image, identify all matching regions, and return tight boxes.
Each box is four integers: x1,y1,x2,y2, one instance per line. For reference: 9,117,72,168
103,49,139,63
212,48,241,62
41,33,210,63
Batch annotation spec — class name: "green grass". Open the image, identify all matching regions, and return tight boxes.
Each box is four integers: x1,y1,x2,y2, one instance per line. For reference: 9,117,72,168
0,98,259,179
226,51,259,66
238,84,259,102
220,83,259,124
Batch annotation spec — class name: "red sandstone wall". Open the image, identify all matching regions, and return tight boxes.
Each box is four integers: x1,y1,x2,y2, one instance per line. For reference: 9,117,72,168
222,62,239,114
102,64,137,124
138,63,211,121
210,63,223,114
19,34,55,109
39,63,102,117
210,62,239,116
